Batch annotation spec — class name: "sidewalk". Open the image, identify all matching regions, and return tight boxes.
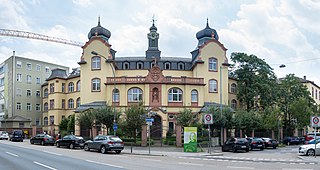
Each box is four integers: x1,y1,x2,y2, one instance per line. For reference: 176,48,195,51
298,155,320,163
122,145,223,157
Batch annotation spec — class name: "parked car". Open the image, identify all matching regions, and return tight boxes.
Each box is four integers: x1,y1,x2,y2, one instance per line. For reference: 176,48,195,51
262,138,278,149
299,143,320,156
222,137,250,153
55,135,85,149
246,137,265,151
305,138,320,145
10,130,24,142
84,135,124,154
30,134,55,146
282,137,300,145
0,131,9,140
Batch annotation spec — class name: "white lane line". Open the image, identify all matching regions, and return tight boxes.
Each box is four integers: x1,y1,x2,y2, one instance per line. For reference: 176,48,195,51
86,160,123,168
6,152,19,157
33,161,57,170
178,162,203,166
142,158,161,162
227,166,254,169
42,150,62,156
282,169,313,170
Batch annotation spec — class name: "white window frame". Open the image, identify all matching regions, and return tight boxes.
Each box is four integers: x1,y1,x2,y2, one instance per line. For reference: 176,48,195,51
27,103,31,111
68,82,74,92
128,88,142,102
168,88,183,102
26,89,32,97
16,73,22,82
209,58,217,71
113,89,119,102
16,61,22,68
36,90,41,97
26,63,32,70
36,64,41,71
231,83,237,93
36,77,41,84
27,75,32,83
68,98,74,109
209,80,218,92
91,56,101,70
191,90,198,102
92,78,100,91
16,88,22,96
35,104,41,111
16,102,22,110
45,66,50,73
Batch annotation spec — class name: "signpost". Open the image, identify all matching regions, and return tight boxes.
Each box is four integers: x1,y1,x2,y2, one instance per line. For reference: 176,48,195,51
311,116,320,158
204,114,213,154
146,117,154,154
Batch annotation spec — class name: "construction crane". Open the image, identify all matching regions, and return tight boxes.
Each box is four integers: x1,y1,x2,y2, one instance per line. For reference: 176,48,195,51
0,28,83,47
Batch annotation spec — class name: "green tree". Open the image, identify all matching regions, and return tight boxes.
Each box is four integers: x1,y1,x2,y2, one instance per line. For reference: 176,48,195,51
206,106,234,130
59,117,69,131
77,109,96,138
67,114,75,134
234,110,262,135
290,97,313,129
123,103,146,143
230,52,278,111
95,105,116,134
176,108,199,127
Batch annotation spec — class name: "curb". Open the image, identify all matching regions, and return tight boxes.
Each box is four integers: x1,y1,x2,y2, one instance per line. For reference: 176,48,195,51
122,152,167,156
297,155,320,163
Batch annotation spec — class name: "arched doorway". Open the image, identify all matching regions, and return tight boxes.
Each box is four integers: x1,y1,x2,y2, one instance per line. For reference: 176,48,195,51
150,115,162,139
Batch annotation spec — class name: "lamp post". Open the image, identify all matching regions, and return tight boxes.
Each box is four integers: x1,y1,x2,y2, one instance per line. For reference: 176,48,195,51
277,64,286,142
220,62,230,146
91,51,117,136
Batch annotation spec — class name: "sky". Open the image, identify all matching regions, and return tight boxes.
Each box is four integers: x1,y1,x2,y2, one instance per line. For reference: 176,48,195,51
0,0,319,85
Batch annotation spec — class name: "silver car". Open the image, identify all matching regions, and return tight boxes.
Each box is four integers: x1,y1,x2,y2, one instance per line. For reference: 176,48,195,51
299,143,320,156
0,131,9,140
84,135,124,154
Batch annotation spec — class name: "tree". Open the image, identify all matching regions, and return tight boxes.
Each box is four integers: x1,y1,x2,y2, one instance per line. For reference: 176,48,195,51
67,114,75,134
77,109,96,138
290,97,313,129
206,106,234,130
175,108,199,127
59,117,69,132
95,105,116,134
123,103,146,143
230,52,278,111
234,110,262,136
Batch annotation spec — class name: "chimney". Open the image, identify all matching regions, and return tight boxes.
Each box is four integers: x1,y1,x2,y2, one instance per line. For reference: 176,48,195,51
13,51,15,57
303,76,306,80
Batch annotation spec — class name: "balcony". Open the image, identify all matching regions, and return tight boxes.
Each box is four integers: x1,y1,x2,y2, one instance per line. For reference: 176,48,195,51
105,76,204,85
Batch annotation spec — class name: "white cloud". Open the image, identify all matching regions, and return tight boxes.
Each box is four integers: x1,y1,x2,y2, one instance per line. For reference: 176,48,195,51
0,0,29,29
72,0,93,7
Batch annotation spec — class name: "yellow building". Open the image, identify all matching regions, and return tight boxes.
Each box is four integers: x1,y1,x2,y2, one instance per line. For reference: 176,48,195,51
42,19,232,138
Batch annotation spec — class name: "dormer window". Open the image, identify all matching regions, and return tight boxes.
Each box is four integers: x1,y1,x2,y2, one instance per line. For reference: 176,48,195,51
209,57,217,71
123,62,129,70
137,62,143,69
151,62,155,68
178,63,184,70
164,62,171,70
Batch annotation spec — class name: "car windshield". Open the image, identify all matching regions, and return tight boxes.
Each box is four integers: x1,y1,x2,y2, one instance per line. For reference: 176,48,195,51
109,136,122,142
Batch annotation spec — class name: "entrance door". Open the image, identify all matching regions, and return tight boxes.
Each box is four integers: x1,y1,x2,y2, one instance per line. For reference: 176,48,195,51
150,115,162,139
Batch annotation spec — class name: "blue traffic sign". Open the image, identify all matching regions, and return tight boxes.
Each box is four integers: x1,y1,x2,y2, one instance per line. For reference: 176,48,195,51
113,123,118,130
146,118,154,122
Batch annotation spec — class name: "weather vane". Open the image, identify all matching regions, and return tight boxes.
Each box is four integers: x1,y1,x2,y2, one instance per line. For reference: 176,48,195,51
151,14,157,25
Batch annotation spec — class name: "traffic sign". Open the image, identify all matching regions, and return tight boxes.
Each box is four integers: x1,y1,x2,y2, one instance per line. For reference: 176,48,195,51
147,122,152,126
146,118,154,122
113,123,118,130
204,114,213,124
311,116,320,127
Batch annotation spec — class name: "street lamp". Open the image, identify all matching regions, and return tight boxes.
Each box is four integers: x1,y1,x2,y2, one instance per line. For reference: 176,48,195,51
277,64,286,142
220,62,230,146
91,51,117,136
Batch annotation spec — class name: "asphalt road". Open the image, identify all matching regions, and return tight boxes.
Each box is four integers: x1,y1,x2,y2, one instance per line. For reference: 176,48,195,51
0,140,319,170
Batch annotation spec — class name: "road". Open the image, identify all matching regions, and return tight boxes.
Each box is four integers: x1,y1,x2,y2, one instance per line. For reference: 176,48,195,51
0,140,319,170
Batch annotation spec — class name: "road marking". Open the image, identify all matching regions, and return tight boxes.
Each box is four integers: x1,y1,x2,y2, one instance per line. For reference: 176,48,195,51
178,162,203,166
227,166,254,169
33,161,57,170
86,160,123,168
6,152,19,157
142,158,161,162
282,169,313,170
42,150,62,156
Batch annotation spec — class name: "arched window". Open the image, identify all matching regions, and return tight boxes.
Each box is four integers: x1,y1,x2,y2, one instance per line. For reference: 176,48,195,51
92,78,101,91
209,57,217,71
44,117,48,126
209,79,217,92
164,62,171,70
123,62,129,70
231,99,237,109
113,89,119,102
168,88,183,102
68,98,74,109
76,97,80,108
231,83,237,94
137,62,143,69
178,63,184,70
91,56,101,70
128,88,142,102
191,90,198,102
68,82,74,92
150,62,155,68
44,102,48,111
44,88,48,97
76,80,80,92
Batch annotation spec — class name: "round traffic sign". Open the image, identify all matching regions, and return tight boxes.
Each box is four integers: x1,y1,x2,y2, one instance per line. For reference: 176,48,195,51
205,114,212,121
313,117,319,124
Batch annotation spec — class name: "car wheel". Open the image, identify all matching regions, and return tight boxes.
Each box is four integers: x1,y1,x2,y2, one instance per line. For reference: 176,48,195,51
307,149,315,156
273,146,276,149
84,144,90,151
250,146,253,151
232,147,237,153
69,143,74,149
115,150,121,154
260,147,264,151
41,141,45,146
100,146,107,154
246,148,249,152
56,142,60,148
30,140,34,144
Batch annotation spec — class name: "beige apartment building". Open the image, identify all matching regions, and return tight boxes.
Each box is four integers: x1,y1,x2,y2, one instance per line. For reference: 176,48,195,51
42,19,233,138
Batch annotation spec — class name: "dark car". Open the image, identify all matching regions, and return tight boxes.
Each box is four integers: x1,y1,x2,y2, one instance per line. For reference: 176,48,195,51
246,137,265,151
10,130,24,142
84,135,124,154
262,138,278,149
30,134,55,146
282,137,300,145
222,137,250,153
55,135,85,149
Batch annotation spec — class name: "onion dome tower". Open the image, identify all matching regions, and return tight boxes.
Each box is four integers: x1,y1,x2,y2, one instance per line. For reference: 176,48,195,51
196,18,219,47
88,17,111,42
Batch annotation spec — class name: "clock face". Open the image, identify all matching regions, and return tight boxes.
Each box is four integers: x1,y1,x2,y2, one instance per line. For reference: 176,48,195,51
151,32,156,39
